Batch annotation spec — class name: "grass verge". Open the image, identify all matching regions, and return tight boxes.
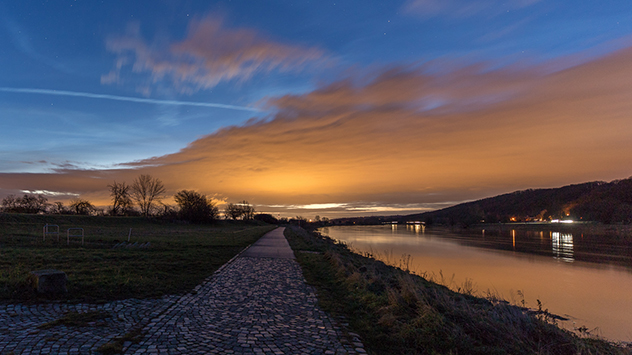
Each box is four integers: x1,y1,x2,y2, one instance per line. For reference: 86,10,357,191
285,226,630,355
0,213,276,302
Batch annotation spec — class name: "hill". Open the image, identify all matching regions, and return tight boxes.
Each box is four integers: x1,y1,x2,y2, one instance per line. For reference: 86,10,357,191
331,177,632,226
405,177,632,226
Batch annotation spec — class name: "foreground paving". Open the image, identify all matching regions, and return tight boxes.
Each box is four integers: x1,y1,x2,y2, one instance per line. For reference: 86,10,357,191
0,228,365,354
0,297,179,354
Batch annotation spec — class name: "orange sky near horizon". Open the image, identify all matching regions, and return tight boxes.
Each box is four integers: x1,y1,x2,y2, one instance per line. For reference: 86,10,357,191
1,47,632,218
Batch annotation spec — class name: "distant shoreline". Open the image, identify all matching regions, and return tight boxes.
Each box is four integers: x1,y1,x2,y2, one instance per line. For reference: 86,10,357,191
472,222,632,236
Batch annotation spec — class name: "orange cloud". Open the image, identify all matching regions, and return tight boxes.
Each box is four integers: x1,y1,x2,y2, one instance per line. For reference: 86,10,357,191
4,48,632,216
102,17,325,92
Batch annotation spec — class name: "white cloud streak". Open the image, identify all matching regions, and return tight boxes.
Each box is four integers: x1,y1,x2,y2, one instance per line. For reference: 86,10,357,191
20,189,79,197
0,87,262,112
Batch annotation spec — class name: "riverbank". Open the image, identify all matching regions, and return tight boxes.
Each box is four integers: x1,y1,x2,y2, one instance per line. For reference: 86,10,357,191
285,226,631,354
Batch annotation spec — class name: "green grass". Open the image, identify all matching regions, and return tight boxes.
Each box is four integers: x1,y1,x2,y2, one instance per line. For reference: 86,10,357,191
285,226,630,355
0,213,276,302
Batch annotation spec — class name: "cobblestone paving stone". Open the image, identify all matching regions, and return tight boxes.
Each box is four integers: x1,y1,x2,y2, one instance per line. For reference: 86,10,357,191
129,257,363,355
1,232,365,354
0,296,179,354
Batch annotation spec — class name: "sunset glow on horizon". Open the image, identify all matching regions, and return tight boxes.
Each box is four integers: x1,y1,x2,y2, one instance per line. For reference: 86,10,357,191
2,1,632,218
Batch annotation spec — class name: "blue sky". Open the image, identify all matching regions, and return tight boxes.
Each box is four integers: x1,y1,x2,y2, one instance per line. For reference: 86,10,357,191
2,0,632,217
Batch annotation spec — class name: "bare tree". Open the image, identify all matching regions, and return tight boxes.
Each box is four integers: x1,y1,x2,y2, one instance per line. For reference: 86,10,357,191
49,201,69,214
239,200,256,220
223,201,255,220
107,181,133,215
1,195,19,212
1,194,48,214
131,174,166,217
224,203,241,220
69,199,95,215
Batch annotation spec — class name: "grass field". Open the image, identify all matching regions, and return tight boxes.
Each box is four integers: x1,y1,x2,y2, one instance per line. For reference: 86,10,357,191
0,213,276,302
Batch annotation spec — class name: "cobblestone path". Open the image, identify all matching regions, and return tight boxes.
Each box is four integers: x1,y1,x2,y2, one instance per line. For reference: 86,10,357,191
0,297,179,354
0,228,365,354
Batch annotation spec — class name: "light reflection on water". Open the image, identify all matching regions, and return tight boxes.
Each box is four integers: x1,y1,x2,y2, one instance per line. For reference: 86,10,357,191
552,232,574,262
320,225,632,342
409,224,425,234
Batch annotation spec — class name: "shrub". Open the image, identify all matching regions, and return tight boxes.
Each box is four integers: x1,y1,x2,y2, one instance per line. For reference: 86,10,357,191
174,190,219,223
254,213,279,224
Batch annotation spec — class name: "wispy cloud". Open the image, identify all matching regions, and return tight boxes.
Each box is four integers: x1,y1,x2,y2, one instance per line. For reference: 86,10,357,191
0,87,261,112
402,0,542,19
1,15,72,74
103,16,325,93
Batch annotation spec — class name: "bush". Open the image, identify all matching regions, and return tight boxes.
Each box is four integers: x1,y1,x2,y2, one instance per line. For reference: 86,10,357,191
174,190,219,223
254,213,279,224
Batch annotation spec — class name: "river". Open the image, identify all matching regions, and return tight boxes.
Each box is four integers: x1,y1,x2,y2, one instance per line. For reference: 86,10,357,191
319,224,632,342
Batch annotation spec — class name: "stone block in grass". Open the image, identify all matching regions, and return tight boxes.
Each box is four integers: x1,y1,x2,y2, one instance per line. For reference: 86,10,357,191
29,269,68,294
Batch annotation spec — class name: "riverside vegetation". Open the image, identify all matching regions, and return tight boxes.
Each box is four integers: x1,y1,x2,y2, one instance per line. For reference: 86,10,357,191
0,213,275,302
284,226,631,355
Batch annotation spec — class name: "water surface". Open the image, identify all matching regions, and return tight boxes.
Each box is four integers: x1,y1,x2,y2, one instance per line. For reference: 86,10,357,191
320,225,632,342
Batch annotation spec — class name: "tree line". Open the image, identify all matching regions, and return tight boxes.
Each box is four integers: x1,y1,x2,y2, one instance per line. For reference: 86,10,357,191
1,194,97,215
1,174,256,223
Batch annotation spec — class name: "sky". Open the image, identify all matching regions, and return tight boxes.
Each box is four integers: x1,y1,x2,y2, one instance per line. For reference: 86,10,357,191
1,0,632,218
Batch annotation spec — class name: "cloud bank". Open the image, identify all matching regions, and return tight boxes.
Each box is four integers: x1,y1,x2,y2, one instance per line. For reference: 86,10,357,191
3,48,632,216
